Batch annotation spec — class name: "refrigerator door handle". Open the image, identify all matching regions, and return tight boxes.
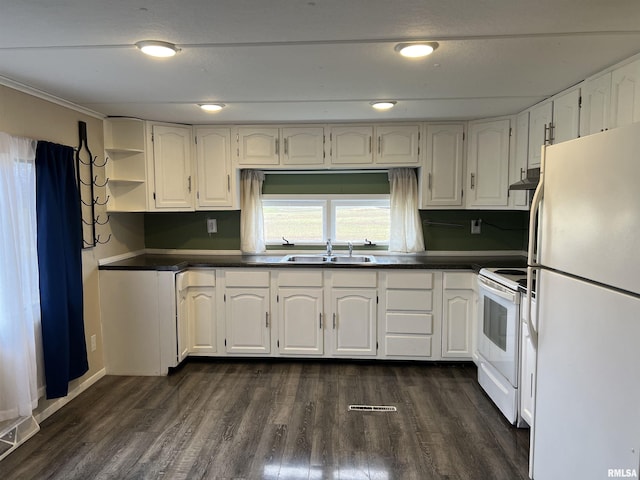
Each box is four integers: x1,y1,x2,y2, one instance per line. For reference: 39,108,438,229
526,145,546,346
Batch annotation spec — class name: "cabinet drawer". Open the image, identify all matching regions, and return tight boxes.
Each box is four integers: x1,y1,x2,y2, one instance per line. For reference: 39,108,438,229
183,269,216,287
386,271,433,289
386,312,433,335
385,335,432,357
224,270,270,287
386,290,432,311
331,270,377,288
443,272,474,290
278,270,323,287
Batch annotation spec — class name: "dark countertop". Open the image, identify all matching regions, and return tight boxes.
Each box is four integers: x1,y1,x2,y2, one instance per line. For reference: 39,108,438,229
99,253,527,272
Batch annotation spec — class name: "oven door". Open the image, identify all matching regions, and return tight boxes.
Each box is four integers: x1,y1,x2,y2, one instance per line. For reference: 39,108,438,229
477,275,520,387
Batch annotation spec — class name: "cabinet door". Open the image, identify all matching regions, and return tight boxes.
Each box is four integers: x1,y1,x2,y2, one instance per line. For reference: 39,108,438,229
196,127,234,209
442,290,473,358
330,126,374,165
376,125,420,165
466,119,511,207
552,88,581,144
152,125,193,209
282,127,325,166
225,287,270,354
610,59,640,129
511,111,529,208
528,101,553,168
580,72,611,136
238,127,280,165
278,288,324,355
330,288,377,356
423,124,464,207
176,276,189,363
187,286,217,355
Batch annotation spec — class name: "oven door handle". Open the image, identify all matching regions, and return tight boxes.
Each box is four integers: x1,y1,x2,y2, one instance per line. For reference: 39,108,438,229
478,278,517,303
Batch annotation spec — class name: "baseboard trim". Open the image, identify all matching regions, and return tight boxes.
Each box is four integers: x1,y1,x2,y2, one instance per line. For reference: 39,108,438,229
34,368,106,424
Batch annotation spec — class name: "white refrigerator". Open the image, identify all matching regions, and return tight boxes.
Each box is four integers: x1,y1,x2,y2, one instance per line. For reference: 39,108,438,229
529,122,640,479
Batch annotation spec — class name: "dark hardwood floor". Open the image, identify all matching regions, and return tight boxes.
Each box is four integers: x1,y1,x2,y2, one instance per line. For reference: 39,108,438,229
0,360,530,480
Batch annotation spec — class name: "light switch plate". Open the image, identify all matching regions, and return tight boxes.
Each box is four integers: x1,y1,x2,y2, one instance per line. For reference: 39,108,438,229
471,219,482,234
207,218,217,234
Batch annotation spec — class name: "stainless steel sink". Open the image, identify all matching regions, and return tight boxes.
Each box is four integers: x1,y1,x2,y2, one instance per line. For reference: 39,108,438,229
281,255,330,263
329,255,376,264
280,254,376,264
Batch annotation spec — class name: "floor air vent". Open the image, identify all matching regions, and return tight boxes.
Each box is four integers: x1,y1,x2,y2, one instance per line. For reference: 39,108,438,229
348,405,397,412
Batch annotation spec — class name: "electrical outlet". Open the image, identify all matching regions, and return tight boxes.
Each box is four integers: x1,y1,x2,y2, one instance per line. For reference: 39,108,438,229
471,219,482,234
207,218,217,234
90,334,97,352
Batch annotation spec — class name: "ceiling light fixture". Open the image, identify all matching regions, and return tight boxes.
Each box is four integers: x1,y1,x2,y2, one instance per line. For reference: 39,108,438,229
199,103,225,112
394,42,439,58
135,40,179,58
371,101,397,111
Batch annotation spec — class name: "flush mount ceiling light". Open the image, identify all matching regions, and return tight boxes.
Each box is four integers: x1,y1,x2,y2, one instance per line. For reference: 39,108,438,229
199,103,225,112
371,101,397,110
135,40,179,57
394,42,439,58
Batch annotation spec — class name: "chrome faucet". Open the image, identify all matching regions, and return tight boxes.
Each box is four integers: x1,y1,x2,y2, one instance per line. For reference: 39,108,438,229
348,241,353,257
326,238,332,256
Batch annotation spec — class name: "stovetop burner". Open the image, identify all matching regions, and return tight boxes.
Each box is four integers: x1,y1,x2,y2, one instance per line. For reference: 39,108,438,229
494,269,527,276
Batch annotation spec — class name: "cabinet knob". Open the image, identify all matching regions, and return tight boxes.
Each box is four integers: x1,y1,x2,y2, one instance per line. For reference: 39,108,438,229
333,313,337,329
319,313,323,329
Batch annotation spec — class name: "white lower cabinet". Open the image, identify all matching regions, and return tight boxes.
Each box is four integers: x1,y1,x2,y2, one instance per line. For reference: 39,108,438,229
380,270,440,359
276,270,325,355
176,269,217,357
100,269,178,375
328,271,377,357
223,270,271,354
441,272,476,358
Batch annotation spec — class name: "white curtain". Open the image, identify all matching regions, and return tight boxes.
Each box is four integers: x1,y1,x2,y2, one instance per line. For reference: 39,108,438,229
240,170,266,253
388,168,425,253
0,132,41,421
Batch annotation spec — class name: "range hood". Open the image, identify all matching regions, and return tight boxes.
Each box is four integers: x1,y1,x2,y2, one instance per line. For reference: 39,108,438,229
509,167,540,190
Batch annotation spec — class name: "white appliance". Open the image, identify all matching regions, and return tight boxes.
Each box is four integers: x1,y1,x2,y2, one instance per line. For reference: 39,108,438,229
528,122,640,479
477,267,528,425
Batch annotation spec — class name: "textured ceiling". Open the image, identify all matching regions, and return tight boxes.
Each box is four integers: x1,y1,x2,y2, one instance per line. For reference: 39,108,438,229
1,0,640,123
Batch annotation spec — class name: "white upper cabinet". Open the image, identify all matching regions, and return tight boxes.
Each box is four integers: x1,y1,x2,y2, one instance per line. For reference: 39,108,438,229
195,127,236,209
511,111,529,208
551,88,581,144
149,124,193,210
466,118,511,208
422,124,464,207
580,72,611,136
103,118,148,212
237,127,280,166
237,126,326,167
330,124,419,166
610,58,640,129
330,125,374,165
527,101,553,168
376,125,420,164
281,127,325,166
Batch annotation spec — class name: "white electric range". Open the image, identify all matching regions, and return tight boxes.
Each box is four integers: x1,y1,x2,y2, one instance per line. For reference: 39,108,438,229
476,267,531,426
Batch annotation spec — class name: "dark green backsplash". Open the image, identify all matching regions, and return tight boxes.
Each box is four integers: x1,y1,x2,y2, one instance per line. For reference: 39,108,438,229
262,172,390,195
145,211,241,250
144,209,528,251
420,210,528,251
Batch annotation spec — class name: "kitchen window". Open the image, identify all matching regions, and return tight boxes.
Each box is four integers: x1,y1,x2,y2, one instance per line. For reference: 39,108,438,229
263,195,390,246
